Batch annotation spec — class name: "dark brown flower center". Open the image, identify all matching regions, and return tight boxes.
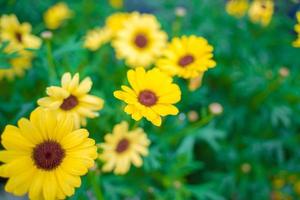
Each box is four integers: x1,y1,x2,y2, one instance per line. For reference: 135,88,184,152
15,31,23,42
60,95,78,111
134,34,148,48
115,138,130,153
138,90,157,107
32,141,65,170
178,54,195,67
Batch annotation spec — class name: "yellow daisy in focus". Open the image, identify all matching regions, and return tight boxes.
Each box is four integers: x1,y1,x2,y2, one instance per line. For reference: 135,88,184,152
44,2,73,30
83,27,112,51
156,35,216,79
0,14,41,80
99,121,150,175
112,12,167,68
248,0,274,26
226,0,249,18
38,73,104,128
0,108,97,200
292,12,300,48
114,67,181,126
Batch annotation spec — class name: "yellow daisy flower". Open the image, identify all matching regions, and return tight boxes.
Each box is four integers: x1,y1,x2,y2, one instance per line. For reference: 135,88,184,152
0,14,41,80
293,12,300,48
226,0,249,18
99,121,150,175
114,67,181,126
156,35,216,79
0,108,98,200
0,14,41,52
112,12,167,68
248,0,274,26
83,27,112,51
38,73,104,128
105,12,129,36
44,2,73,30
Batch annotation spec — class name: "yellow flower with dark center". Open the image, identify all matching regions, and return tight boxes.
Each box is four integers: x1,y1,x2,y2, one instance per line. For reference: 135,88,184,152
156,35,216,79
112,12,167,68
0,108,97,200
114,67,181,126
44,2,73,30
0,14,41,52
0,14,41,80
99,121,150,175
83,27,112,51
293,12,300,48
248,0,274,26
38,73,104,128
226,0,249,18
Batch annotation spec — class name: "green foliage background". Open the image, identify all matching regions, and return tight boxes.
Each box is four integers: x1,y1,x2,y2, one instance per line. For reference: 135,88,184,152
0,0,300,199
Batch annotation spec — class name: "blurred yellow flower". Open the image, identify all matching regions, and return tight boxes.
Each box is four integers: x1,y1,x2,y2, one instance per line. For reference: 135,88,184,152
0,56,31,80
38,73,104,128
83,12,129,51
226,0,249,18
292,12,300,48
0,108,97,199
0,14,41,80
44,2,73,30
109,0,123,9
99,121,150,175
157,35,216,79
114,67,181,126
113,12,167,68
248,0,274,26
83,27,112,51
105,12,129,37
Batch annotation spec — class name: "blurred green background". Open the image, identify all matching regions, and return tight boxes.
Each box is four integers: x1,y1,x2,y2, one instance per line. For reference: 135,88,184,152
1,0,300,199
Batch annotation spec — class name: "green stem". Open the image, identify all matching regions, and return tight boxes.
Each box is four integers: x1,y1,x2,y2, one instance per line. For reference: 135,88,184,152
89,171,104,200
251,77,283,109
46,40,57,82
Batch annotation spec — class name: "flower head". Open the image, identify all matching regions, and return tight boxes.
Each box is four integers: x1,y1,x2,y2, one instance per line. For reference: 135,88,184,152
157,35,216,79
0,14,41,80
226,0,249,18
99,121,150,175
105,12,129,37
83,27,112,51
112,12,167,68
0,108,97,199
248,0,274,26
293,12,300,48
114,67,181,126
38,73,104,128
44,2,73,30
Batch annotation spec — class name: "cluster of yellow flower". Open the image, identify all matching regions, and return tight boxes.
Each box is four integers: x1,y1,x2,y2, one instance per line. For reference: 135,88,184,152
226,0,274,26
0,15,41,80
293,12,300,48
0,2,218,200
0,2,72,80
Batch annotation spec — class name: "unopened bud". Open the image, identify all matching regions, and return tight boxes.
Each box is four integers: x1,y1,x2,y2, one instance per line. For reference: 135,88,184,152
209,102,223,115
